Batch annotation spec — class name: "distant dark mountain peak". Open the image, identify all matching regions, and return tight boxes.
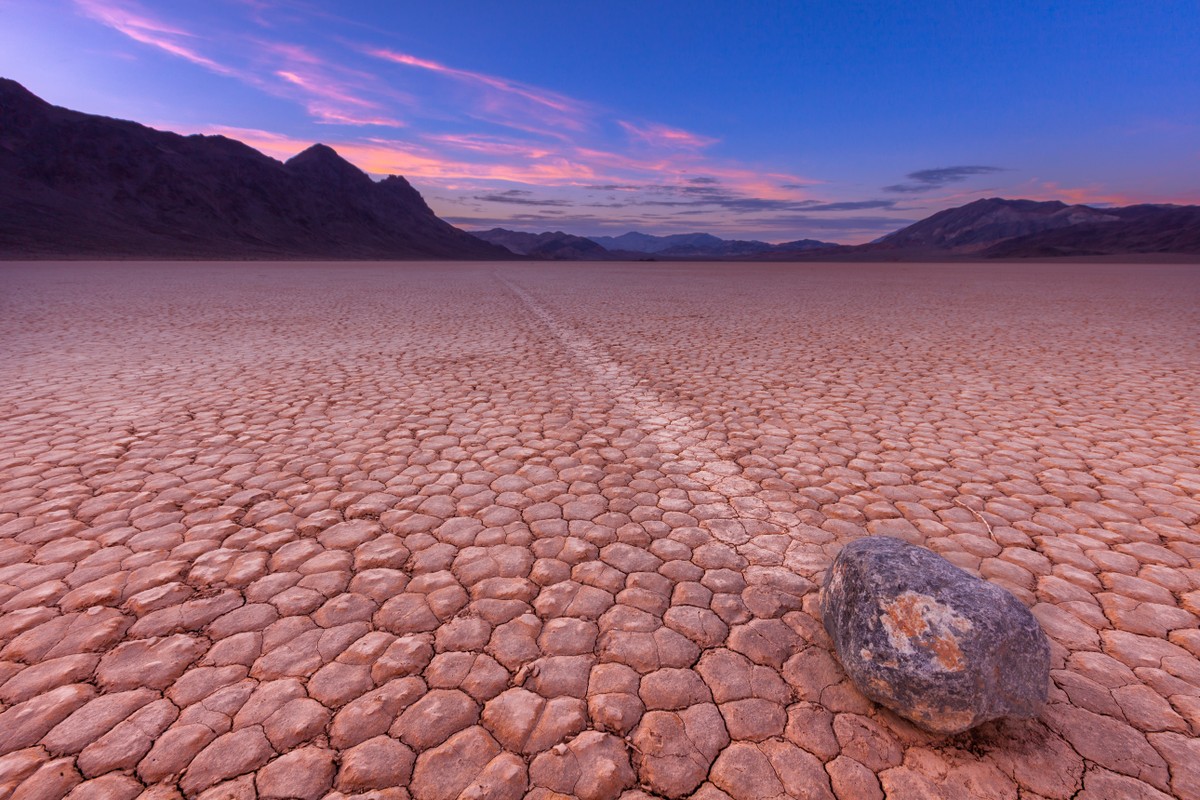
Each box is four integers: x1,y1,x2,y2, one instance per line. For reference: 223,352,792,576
589,230,838,257
0,77,44,108
472,228,610,260
589,231,730,253
285,143,370,187
879,197,1121,251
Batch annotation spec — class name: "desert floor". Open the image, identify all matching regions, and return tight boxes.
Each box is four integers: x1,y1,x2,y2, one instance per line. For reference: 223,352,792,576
0,261,1197,800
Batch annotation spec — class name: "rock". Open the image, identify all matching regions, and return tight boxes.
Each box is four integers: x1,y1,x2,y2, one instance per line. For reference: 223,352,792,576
820,536,1050,734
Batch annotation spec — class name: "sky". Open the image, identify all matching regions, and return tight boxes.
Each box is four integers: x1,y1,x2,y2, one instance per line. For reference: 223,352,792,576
1,1,1198,243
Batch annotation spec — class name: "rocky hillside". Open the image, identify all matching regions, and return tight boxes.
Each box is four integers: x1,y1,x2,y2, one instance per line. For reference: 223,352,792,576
878,198,1121,252
0,78,511,259
767,198,1200,260
983,204,1200,257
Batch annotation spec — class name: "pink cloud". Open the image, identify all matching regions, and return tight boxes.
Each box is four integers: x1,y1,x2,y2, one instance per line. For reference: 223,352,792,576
196,123,818,205
82,3,827,231
74,0,236,76
366,47,592,133
367,48,582,115
276,70,375,109
422,133,555,160
1030,181,1136,207
195,125,601,184
273,68,404,126
618,120,719,150
75,4,407,128
255,41,410,127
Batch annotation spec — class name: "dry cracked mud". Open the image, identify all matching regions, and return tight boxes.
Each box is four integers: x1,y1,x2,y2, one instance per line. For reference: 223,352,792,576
0,260,1198,800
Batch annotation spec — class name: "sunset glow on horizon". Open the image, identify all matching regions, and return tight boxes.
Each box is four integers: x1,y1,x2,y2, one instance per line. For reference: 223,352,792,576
3,0,1197,243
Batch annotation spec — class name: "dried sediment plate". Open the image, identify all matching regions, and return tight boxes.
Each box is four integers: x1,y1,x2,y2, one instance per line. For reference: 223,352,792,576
0,260,1198,800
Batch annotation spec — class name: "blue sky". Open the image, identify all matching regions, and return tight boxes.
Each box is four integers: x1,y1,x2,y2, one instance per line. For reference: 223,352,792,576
2,1,1197,242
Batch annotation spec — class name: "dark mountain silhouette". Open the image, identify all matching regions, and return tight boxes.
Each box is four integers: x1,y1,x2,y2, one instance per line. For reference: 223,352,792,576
763,238,838,252
877,198,1121,252
588,231,837,257
982,204,1200,257
4,81,1193,262
589,232,726,253
765,198,1200,260
0,78,511,259
472,229,611,260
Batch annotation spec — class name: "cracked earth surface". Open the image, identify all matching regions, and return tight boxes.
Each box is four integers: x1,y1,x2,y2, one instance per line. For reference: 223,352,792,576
0,260,1198,800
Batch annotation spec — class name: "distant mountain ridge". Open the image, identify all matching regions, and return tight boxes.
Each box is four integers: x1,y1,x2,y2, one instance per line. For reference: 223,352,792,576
589,232,726,253
588,231,836,257
981,203,1200,257
471,229,838,260
878,198,1120,251
0,78,510,259
472,229,610,260
873,198,1200,258
763,198,1200,260
2,80,1194,261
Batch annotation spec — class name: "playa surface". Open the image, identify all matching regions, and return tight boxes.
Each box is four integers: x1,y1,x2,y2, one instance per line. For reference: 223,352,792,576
1,260,1198,800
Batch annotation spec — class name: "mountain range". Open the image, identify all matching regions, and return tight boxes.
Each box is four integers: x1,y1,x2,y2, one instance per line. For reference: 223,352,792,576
0,78,509,259
471,229,610,260
877,198,1200,257
760,198,1200,260
471,229,837,260
2,78,1196,261
587,232,836,257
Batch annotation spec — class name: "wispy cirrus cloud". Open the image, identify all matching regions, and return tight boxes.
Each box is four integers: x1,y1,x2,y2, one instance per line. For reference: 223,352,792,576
420,133,556,160
471,190,572,207
582,181,900,215
618,120,719,150
884,165,1007,193
198,126,605,184
74,1,796,185
75,1,409,129
75,0,236,75
273,66,406,127
366,47,589,133
76,0,890,240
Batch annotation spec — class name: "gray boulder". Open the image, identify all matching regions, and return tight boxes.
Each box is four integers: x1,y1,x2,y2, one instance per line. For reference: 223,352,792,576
820,536,1050,734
